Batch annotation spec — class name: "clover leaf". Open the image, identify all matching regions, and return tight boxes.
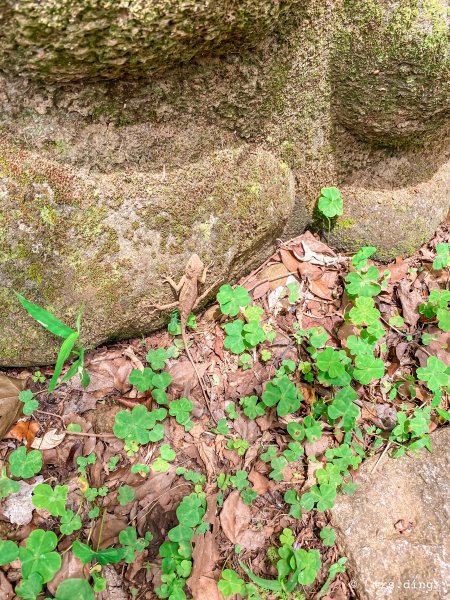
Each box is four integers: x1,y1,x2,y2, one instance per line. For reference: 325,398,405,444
239,395,265,419
433,243,450,270
243,320,266,347
72,541,126,566
349,297,381,326
146,348,169,371
308,326,329,348
119,527,153,563
301,484,337,512
59,510,82,535
240,487,258,505
32,483,68,516
262,375,302,416
51,579,95,600
318,187,343,218
169,397,193,430
9,447,42,479
417,356,449,392
129,367,154,392
117,485,135,506
345,265,381,297
328,386,360,431
176,493,205,528
217,285,251,316
351,246,376,270
223,319,246,354
283,441,304,462
0,540,19,566
353,354,384,384
218,569,246,597
230,470,249,490
0,468,20,499
16,572,43,600
19,530,61,583
296,548,322,585
113,405,167,445
18,390,38,416
284,489,302,519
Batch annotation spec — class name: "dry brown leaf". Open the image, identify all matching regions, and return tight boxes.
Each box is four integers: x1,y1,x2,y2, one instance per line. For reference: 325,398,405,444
379,257,409,283
280,248,301,272
31,428,66,450
251,280,270,300
415,326,450,366
7,420,39,447
397,280,423,327
0,571,14,600
187,533,221,600
99,565,127,600
220,490,251,544
298,261,322,281
47,552,86,596
2,477,43,525
304,435,331,457
0,374,24,440
248,470,269,495
310,277,333,300
260,263,290,290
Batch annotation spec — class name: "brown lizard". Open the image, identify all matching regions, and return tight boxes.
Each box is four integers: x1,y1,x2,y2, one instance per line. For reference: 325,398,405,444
153,254,218,412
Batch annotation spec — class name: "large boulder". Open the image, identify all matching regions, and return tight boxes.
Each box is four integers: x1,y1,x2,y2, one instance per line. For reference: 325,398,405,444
331,428,450,600
0,0,449,365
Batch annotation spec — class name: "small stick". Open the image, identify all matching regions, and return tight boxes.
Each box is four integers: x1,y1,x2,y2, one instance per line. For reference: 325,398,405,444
371,441,391,474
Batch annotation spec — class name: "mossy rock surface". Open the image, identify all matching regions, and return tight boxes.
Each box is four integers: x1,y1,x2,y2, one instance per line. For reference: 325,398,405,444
0,0,301,82
0,142,295,366
333,0,449,143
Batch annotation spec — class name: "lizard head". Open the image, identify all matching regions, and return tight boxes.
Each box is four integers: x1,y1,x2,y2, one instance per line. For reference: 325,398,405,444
186,253,204,277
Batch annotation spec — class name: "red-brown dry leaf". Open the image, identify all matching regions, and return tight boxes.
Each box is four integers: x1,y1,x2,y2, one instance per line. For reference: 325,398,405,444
298,261,322,281
187,532,221,600
168,359,208,394
47,552,86,596
260,263,290,290
397,280,423,327
248,470,269,495
0,374,24,441
92,515,128,549
378,257,409,283
290,231,337,258
415,326,450,367
7,420,39,447
280,248,301,272
0,571,14,600
220,490,251,544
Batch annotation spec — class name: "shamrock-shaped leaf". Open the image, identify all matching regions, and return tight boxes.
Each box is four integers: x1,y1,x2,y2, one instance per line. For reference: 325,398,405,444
19,529,61,583
176,493,205,528
230,470,249,490
243,320,266,347
279,528,295,546
296,548,322,585
301,484,336,512
353,354,384,384
119,527,152,563
433,243,450,270
349,297,381,326
152,372,172,390
437,308,450,332
160,444,176,461
240,487,258,505
316,347,349,379
351,246,376,270
320,527,336,546
243,305,264,322
117,485,135,506
217,285,251,316
32,483,68,516
417,356,449,392
214,418,230,435
262,375,302,416
146,348,169,371
239,395,265,420
59,510,82,535
345,265,381,297
18,390,38,416
9,447,42,479
346,335,374,357
72,541,126,565
52,579,95,600
328,386,360,431
16,572,43,599
113,405,167,445
0,469,20,499
223,319,246,354
283,441,304,462
129,367,154,392
0,540,19,566
308,326,329,348
318,187,343,218
218,569,246,597
169,397,193,429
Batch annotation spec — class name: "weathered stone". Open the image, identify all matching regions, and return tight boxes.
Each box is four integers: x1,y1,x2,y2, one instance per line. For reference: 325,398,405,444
0,0,449,364
0,140,294,366
331,428,450,600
